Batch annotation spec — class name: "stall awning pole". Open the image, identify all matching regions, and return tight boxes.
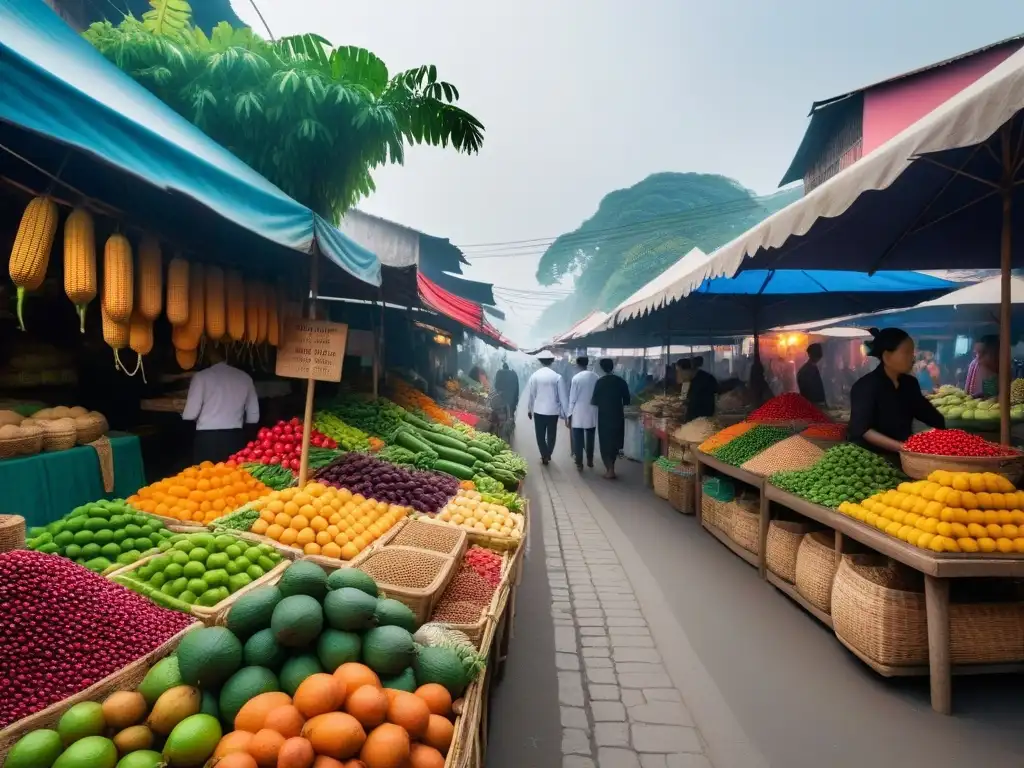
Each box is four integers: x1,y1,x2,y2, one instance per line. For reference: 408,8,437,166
1000,124,1013,446
297,251,320,486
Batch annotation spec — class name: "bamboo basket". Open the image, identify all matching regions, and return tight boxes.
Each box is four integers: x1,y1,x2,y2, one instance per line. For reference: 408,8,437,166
899,449,1024,483
388,519,468,560
0,424,43,458
765,520,812,583
74,412,109,445
795,531,837,614
0,622,199,761
0,515,25,553
668,469,695,514
35,419,77,452
106,552,292,625
652,461,672,499
729,503,760,554
357,546,457,625
701,494,724,531
415,513,525,554
667,440,686,461
434,549,513,650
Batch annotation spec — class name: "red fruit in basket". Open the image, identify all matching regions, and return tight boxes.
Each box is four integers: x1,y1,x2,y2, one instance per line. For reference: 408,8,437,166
903,429,1019,458
748,393,829,424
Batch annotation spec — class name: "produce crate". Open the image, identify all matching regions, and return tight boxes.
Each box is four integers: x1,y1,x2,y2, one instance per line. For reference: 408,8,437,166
106,552,293,625
433,548,513,651
387,518,468,560
416,513,525,554
0,621,200,761
357,546,458,625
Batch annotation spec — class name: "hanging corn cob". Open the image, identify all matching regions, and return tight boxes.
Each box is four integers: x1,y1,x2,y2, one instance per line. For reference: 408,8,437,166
135,234,162,321
267,286,280,346
102,233,133,323
205,265,226,341
101,303,128,371
226,269,245,341
255,280,268,343
175,347,197,371
128,311,153,380
172,323,198,353
166,256,189,326
63,207,97,333
182,262,205,350
9,196,59,331
244,280,260,342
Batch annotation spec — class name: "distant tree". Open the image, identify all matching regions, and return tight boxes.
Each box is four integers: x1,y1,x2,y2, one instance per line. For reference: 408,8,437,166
84,0,484,220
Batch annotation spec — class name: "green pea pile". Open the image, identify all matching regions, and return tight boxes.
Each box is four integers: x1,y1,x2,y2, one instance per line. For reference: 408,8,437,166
770,442,905,508
712,425,791,466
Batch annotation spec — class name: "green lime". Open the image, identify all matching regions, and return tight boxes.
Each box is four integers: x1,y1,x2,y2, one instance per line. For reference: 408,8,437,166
165,563,185,580
224,544,243,559
187,578,208,595
171,551,191,567
246,565,265,580
149,571,167,588
207,553,230,570
189,547,210,563
173,539,195,553
183,560,206,579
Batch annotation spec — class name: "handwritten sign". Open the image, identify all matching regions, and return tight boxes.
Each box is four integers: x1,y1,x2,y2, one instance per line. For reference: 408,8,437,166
275,319,348,382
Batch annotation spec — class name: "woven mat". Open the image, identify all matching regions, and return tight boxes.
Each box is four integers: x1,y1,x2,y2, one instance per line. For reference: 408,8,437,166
88,436,115,493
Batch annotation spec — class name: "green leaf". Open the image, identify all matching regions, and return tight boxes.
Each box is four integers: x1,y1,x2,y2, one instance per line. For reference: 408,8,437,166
142,0,193,41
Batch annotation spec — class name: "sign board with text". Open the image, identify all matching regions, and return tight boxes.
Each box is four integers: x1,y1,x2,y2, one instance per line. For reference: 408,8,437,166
275,319,348,382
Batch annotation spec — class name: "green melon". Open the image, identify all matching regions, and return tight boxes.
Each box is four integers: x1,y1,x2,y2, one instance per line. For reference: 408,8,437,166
326,568,378,596
316,629,362,672
381,667,417,693
244,628,289,669
176,627,243,688
271,595,323,647
277,560,328,600
226,585,282,639
361,626,414,677
218,667,280,725
374,599,417,632
323,587,377,632
413,645,469,697
279,654,323,696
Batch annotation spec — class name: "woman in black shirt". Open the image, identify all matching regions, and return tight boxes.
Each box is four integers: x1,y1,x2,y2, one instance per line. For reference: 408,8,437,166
848,327,945,461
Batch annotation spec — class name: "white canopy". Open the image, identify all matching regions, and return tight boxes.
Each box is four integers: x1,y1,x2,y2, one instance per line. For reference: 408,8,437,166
555,311,610,343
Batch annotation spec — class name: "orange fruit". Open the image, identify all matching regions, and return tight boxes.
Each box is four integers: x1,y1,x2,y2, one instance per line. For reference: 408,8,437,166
301,712,366,760
344,685,388,729
235,692,293,733
249,729,286,768
386,693,430,739
264,704,306,739
414,685,451,717
294,674,346,719
421,715,454,755
278,737,316,768
359,723,409,768
280,528,299,547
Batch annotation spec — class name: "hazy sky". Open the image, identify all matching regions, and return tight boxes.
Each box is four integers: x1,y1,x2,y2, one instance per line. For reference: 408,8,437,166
233,0,1024,337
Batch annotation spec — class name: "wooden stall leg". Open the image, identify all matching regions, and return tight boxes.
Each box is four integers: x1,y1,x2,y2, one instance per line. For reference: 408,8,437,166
695,460,704,524
758,492,770,579
924,575,952,715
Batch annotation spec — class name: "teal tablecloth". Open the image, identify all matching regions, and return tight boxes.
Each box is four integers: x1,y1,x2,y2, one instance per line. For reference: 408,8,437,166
0,433,146,528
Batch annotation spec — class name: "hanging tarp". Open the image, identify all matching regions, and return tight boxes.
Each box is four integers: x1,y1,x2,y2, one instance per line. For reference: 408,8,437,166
0,0,379,285
417,273,483,331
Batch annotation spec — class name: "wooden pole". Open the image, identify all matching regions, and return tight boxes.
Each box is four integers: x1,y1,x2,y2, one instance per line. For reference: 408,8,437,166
1000,125,1013,446
297,251,320,486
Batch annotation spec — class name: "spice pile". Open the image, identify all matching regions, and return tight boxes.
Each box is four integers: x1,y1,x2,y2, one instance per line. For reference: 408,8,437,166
431,554,499,624
464,545,503,587
903,429,1021,458
0,550,194,727
770,443,905,508
740,436,825,476
748,393,830,424
698,422,756,453
672,417,718,443
711,425,792,466
839,470,1024,553
801,423,848,441
360,547,450,590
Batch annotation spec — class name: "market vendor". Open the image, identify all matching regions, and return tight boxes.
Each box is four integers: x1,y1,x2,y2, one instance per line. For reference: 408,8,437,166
797,343,827,407
967,335,999,399
676,359,717,422
848,327,945,460
181,347,260,463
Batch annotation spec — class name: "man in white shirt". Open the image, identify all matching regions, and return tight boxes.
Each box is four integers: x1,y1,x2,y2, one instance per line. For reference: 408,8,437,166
567,356,599,470
526,350,568,466
181,348,260,464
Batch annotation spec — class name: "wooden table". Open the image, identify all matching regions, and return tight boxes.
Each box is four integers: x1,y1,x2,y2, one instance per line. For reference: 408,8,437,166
763,483,1024,714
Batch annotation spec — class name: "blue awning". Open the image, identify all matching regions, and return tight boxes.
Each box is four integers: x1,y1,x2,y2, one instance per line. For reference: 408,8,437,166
0,0,380,286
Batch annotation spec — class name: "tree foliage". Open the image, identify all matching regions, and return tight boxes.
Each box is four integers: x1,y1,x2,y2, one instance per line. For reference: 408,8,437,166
84,0,484,220
532,173,801,338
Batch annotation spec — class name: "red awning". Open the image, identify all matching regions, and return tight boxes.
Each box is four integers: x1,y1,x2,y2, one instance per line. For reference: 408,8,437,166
482,319,518,350
417,273,483,330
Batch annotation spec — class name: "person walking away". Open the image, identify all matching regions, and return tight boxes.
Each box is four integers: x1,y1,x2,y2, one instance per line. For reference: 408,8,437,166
182,347,260,464
968,335,999,399
526,350,567,465
592,358,631,479
677,359,718,422
797,343,827,407
494,362,520,415
567,356,599,470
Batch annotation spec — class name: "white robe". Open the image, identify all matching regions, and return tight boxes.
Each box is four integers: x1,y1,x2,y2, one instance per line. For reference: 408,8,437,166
568,370,599,429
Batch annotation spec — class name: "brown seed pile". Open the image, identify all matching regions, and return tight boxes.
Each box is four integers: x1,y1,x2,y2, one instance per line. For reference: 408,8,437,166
390,520,464,555
431,563,496,624
360,547,448,589
740,435,825,476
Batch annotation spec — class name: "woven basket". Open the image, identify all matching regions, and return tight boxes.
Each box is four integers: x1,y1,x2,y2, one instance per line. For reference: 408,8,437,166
0,424,43,459
34,418,77,452
668,471,695,514
701,495,723,531
728,502,760,554
766,520,812,583
667,440,685,461
900,449,1024,483
795,531,837,614
357,546,457,625
0,515,25,553
435,549,512,650
74,412,109,445
950,601,1024,664
0,622,199,761
389,519,468,560
652,462,671,499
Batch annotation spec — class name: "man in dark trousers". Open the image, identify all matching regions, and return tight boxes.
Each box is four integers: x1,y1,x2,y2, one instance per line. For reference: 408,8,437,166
797,343,827,407
591,358,631,479
525,350,567,465
494,362,520,414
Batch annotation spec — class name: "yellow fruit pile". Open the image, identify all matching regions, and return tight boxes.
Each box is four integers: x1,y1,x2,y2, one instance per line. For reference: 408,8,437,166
436,489,522,539
248,482,410,560
839,470,1024,554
